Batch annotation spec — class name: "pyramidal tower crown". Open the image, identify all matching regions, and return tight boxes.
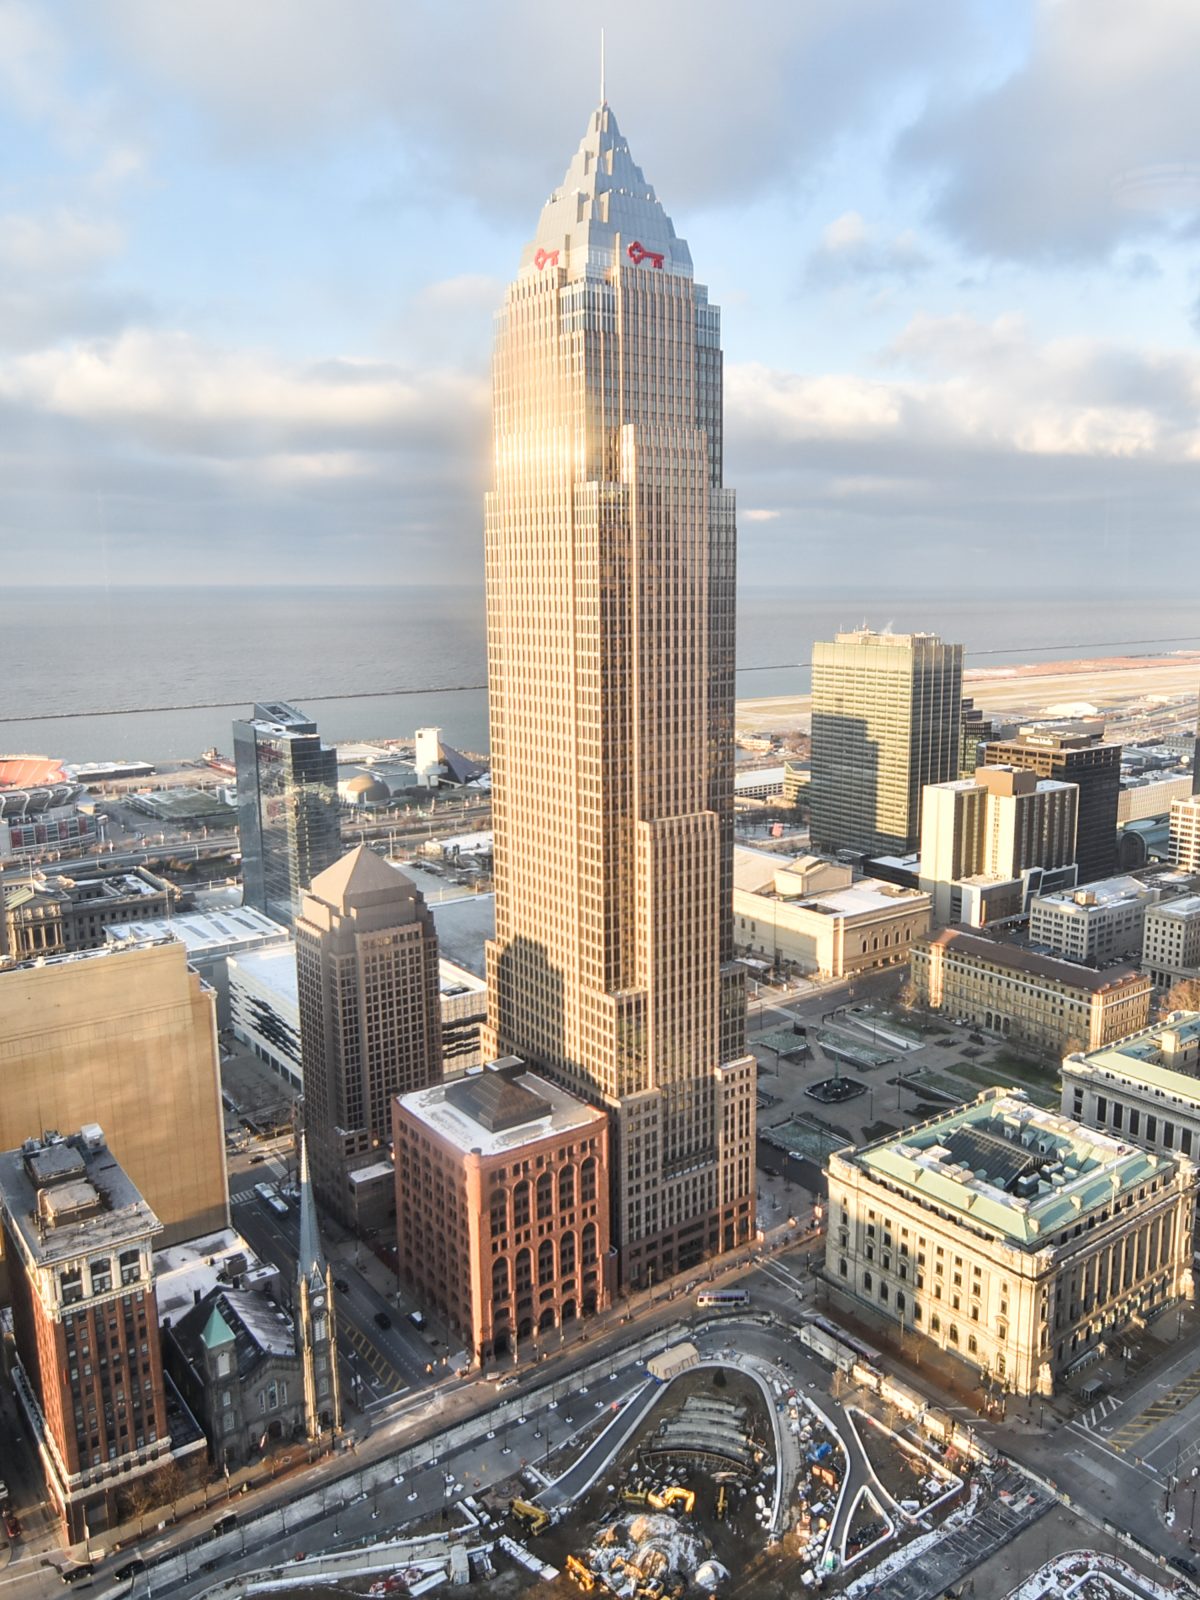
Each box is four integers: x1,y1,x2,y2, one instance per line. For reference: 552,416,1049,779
519,103,692,283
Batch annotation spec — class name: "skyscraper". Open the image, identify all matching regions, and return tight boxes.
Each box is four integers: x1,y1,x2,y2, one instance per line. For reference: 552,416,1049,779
809,630,964,858
233,701,340,929
982,728,1121,884
481,100,756,1289
296,846,442,1226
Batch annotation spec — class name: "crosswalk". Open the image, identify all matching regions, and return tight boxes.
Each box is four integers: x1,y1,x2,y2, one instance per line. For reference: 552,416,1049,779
339,1315,407,1394
1099,1364,1200,1452
1077,1394,1121,1432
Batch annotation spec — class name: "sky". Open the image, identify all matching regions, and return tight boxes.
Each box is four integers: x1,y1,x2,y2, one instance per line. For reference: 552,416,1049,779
3,0,1200,592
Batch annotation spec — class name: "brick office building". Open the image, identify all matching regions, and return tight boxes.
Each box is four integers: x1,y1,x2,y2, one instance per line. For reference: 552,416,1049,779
394,1057,611,1366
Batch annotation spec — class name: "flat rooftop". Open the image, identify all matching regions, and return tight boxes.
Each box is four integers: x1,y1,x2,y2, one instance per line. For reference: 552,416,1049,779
154,1228,277,1327
847,1089,1178,1247
106,905,291,959
1032,875,1168,913
1148,895,1200,920
399,1062,605,1158
0,1130,161,1266
1064,1013,1200,1101
776,879,927,919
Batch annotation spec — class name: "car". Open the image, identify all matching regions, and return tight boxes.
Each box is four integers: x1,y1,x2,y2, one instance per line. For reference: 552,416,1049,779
1170,1555,1199,1576
496,1375,518,1391
60,1564,94,1586
114,1559,147,1581
374,1311,392,1330
334,1278,349,1293
249,1153,267,1165
408,1310,427,1329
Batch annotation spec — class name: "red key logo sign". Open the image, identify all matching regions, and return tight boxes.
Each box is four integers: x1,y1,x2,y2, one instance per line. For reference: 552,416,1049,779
534,248,560,270
627,240,664,269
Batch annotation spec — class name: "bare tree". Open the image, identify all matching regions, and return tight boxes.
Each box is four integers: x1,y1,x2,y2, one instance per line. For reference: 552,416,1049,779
1165,977,1200,1015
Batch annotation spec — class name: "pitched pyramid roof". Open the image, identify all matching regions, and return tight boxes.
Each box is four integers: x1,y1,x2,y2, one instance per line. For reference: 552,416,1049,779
307,844,413,909
296,1131,325,1293
520,102,691,283
200,1304,235,1350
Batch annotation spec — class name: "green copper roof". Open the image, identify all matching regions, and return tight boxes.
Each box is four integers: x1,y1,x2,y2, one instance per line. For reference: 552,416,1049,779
200,1304,234,1349
851,1088,1177,1249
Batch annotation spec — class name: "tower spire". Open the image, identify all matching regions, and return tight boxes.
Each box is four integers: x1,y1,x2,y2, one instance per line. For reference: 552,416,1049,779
296,1121,325,1291
600,28,606,107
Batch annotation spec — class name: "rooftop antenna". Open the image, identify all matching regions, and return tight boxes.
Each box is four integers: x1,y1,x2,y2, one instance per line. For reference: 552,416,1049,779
600,28,606,106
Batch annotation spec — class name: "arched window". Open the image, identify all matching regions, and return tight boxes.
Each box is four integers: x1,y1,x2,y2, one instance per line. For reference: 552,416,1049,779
491,1257,509,1302
513,1180,531,1230
580,1158,597,1204
489,1190,508,1239
558,1166,575,1212
514,1248,532,1296
538,1240,555,1286
949,1323,959,1346
560,1232,576,1277
536,1172,554,1221
582,1222,598,1267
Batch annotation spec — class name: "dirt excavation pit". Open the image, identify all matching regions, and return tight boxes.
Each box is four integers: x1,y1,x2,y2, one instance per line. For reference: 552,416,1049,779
525,1367,777,1596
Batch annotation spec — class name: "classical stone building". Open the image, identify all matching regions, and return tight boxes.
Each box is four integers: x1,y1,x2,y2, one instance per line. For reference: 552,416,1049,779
826,1089,1196,1395
1062,1014,1200,1175
910,928,1152,1058
394,1057,611,1365
2,866,177,960
732,851,931,979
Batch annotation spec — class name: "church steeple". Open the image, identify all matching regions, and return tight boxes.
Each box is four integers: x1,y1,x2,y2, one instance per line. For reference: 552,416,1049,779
294,1123,341,1442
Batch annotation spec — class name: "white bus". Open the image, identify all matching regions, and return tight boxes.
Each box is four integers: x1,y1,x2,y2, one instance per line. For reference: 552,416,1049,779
254,1181,288,1218
696,1288,750,1309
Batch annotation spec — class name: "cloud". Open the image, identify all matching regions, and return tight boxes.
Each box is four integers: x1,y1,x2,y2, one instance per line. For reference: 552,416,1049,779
724,314,1200,588
898,0,1200,261
804,211,931,287
742,508,781,522
0,208,124,278
75,0,971,217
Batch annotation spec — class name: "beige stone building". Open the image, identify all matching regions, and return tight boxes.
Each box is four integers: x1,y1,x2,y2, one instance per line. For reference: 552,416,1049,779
826,1089,1196,1395
1062,1014,1200,1167
919,766,1078,928
809,629,964,858
481,99,755,1288
394,1057,611,1364
911,929,1152,1057
1170,796,1200,873
0,940,227,1248
732,851,930,978
1143,896,1200,988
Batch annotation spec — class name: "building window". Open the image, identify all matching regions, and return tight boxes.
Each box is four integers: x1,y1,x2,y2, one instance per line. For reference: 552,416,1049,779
89,1257,113,1295
538,1240,555,1287
536,1173,554,1222
580,1158,597,1205
558,1167,575,1211
513,1181,531,1230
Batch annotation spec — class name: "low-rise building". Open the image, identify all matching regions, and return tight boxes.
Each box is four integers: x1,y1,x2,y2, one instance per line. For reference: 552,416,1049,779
164,1136,340,1466
911,929,1153,1057
3,867,178,960
1143,896,1200,988
1119,775,1194,825
1062,1015,1200,1175
394,1057,611,1366
0,1128,206,1539
107,904,291,1026
1028,874,1186,966
826,1089,1196,1395
733,851,931,978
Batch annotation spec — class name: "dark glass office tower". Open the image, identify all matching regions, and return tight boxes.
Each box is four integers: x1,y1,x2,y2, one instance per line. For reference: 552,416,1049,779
233,701,340,928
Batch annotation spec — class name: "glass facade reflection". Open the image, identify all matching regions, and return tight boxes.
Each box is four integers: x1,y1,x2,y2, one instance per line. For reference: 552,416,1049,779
233,701,340,929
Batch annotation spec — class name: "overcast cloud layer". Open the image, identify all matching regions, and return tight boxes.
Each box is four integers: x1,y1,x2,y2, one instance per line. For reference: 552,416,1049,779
2,0,1199,591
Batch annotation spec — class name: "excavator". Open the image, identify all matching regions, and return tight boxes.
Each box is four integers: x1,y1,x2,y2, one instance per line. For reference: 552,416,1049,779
566,1555,597,1591
648,1486,695,1514
510,1498,551,1536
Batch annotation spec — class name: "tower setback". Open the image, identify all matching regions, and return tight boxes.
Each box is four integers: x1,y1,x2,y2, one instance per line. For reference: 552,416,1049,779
482,102,755,1289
